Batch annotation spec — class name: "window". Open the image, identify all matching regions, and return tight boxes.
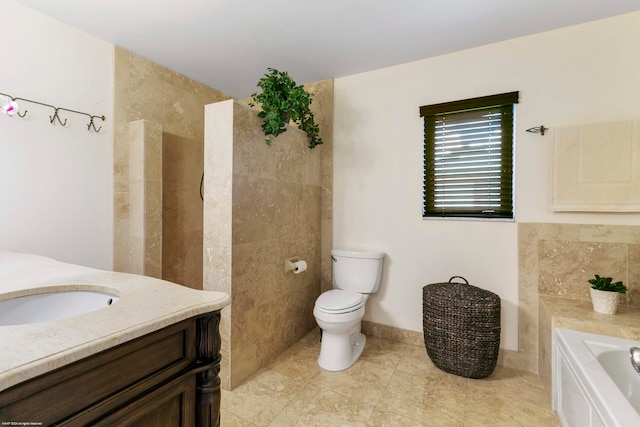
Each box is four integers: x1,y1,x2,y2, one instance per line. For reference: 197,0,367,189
420,91,518,219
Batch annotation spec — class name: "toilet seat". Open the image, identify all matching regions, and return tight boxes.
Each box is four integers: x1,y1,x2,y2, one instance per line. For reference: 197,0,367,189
315,290,364,314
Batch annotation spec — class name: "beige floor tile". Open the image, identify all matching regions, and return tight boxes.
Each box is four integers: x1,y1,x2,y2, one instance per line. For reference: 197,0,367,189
365,408,431,426
220,410,258,426
464,365,549,406
269,384,375,427
222,368,305,425
267,341,323,382
309,358,395,405
393,361,468,388
463,394,561,427
361,336,433,371
220,332,560,427
393,346,452,378
293,328,323,348
376,368,466,425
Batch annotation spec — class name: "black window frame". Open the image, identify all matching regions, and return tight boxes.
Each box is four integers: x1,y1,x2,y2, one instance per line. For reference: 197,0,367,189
420,91,519,219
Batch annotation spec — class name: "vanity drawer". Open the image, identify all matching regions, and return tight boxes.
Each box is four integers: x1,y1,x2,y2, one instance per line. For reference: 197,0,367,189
0,318,197,423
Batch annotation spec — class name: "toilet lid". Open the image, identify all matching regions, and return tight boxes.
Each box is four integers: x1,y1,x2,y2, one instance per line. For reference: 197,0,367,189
316,290,364,312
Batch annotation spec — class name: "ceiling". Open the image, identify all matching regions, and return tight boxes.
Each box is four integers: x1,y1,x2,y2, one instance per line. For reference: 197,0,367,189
17,0,640,99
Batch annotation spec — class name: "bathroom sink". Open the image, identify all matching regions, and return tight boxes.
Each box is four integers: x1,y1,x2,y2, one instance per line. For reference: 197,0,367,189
0,288,119,326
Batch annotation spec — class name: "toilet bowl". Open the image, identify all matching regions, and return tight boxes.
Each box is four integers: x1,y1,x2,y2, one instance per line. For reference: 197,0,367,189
314,250,384,371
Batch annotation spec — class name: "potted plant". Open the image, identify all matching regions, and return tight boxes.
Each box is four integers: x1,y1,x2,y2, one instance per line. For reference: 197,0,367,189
248,68,323,149
588,274,627,314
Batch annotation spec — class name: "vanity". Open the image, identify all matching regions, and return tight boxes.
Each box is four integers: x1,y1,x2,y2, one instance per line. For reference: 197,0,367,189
0,251,231,426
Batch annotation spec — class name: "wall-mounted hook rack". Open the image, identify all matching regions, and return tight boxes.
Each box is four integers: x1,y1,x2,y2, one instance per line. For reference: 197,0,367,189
0,91,106,133
526,125,548,136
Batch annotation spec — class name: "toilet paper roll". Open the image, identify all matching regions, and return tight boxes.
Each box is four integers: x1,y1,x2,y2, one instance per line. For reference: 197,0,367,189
293,260,307,274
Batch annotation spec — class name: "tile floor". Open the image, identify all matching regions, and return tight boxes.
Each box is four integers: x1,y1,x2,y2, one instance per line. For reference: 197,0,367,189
220,329,560,426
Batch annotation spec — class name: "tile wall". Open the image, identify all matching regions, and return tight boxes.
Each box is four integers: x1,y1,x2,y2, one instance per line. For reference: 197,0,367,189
203,93,333,389
113,47,231,286
518,222,640,374
127,119,162,278
115,51,333,389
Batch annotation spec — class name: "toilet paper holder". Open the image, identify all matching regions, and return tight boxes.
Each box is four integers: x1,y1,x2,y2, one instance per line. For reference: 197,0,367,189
284,257,305,274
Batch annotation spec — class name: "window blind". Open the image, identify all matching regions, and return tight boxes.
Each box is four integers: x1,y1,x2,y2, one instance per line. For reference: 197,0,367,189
421,92,518,219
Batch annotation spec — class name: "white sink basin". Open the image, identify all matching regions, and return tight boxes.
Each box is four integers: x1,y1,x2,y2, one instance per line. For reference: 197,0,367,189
0,288,119,326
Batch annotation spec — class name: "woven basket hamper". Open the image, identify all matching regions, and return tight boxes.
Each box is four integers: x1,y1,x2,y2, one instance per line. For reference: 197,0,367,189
422,276,501,379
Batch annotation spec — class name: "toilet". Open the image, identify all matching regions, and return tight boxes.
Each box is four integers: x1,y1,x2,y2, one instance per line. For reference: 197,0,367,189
313,249,385,371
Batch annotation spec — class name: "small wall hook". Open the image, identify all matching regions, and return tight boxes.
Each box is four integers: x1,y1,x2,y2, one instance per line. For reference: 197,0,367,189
87,115,105,132
50,108,68,126
526,125,548,136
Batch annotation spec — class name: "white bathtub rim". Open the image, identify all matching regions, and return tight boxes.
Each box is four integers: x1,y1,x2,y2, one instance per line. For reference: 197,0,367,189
555,328,640,427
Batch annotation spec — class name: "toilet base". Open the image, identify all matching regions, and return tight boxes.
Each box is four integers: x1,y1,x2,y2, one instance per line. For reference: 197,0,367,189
317,329,366,371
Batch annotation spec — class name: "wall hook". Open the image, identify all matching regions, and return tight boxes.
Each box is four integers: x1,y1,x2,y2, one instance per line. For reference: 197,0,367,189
50,108,68,126
87,115,105,132
526,125,548,136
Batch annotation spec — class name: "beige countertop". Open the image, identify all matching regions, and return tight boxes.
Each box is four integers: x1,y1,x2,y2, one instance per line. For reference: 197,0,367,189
0,251,231,392
541,295,640,339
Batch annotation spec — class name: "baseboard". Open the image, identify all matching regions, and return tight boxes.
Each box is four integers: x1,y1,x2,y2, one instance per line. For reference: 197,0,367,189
361,320,423,347
361,320,529,373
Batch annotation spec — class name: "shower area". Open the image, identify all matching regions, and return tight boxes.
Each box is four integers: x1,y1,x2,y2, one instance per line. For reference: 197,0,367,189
112,48,334,389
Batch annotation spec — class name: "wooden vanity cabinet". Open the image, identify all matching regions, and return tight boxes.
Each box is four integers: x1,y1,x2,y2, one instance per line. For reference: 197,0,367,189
0,312,222,426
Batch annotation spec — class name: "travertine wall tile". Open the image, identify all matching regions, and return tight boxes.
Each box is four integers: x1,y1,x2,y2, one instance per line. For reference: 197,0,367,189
539,240,627,301
144,178,162,278
517,222,640,377
232,241,280,310
144,122,162,279
307,80,334,294
205,98,328,389
203,244,232,294
113,47,230,286
628,244,640,306
161,132,203,289
127,120,163,279
580,224,640,244
128,121,145,275
232,175,276,244
538,299,553,402
232,105,276,180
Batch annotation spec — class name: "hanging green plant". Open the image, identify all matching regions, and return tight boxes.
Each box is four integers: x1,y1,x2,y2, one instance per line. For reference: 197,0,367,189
248,68,323,149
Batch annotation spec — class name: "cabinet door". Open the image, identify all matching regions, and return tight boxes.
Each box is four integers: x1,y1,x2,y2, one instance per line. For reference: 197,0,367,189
94,376,196,427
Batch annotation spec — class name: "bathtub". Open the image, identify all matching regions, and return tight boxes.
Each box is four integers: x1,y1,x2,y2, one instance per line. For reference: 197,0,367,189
554,328,640,427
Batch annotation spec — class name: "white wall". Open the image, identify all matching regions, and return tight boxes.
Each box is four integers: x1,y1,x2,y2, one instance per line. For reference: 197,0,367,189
334,12,640,350
0,1,114,269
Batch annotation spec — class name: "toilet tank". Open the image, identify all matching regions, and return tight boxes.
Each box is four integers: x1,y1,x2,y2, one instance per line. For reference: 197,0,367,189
331,249,385,294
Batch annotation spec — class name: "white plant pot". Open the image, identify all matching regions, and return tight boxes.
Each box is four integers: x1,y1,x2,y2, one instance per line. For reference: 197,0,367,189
590,288,621,315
